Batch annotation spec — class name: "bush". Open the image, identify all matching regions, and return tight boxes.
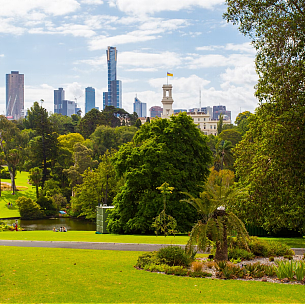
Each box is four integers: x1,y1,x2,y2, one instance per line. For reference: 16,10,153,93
156,246,192,267
135,252,159,268
228,248,254,261
37,196,57,216
191,261,203,272
164,266,188,276
16,197,42,219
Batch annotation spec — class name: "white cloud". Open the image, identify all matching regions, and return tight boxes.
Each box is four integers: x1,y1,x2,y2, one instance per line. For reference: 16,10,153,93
197,42,255,54
0,18,25,35
187,54,254,69
109,0,223,15
80,0,103,4
220,63,258,87
89,31,159,50
76,51,182,70
0,0,80,17
0,54,4,57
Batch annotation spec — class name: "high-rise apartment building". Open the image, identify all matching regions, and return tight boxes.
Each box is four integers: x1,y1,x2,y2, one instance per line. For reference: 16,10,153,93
85,87,95,114
54,88,65,114
103,46,122,109
149,106,163,118
54,87,79,116
6,71,24,120
133,96,147,117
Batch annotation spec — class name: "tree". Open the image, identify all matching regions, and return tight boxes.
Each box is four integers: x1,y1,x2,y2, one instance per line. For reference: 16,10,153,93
24,102,59,188
152,182,177,236
64,143,98,194
28,167,43,198
225,0,305,233
217,140,234,171
0,116,27,194
79,108,104,139
217,113,224,135
181,169,249,261
234,111,252,136
218,129,242,147
135,118,142,129
16,196,42,219
89,125,137,159
107,112,213,234
58,133,85,152
72,150,121,219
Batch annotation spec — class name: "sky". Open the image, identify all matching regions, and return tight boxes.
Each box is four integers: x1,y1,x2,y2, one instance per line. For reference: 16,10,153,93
0,0,259,122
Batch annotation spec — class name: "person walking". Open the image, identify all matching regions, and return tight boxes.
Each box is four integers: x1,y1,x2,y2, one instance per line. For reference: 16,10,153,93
15,220,18,231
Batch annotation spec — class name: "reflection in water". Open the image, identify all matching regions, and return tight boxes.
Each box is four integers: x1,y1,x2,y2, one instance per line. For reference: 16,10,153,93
1,218,96,231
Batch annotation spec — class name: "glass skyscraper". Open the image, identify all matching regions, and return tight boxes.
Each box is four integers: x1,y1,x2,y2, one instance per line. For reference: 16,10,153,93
133,97,147,117
85,87,95,114
6,71,24,120
54,88,65,114
103,46,122,109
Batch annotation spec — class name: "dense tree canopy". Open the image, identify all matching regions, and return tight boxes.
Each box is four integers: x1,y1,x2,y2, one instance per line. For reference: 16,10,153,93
225,0,305,233
107,113,212,234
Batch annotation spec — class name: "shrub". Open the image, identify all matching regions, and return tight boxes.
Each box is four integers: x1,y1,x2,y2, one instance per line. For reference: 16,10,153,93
191,261,203,272
164,266,188,276
156,246,192,267
188,271,212,278
16,196,42,219
248,237,294,257
135,252,159,268
228,248,254,261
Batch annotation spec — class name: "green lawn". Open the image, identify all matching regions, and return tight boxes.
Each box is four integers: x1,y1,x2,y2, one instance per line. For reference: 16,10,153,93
0,170,36,219
0,246,304,304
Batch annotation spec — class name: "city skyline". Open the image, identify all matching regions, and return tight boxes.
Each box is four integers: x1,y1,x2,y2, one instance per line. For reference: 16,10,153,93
0,1,258,122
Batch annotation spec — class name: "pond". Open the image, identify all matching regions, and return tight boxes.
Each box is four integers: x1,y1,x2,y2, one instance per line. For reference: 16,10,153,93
1,218,96,231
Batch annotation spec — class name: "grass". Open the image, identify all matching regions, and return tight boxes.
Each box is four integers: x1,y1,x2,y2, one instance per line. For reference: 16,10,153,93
0,246,304,304
0,231,189,245
0,170,36,219
261,237,305,249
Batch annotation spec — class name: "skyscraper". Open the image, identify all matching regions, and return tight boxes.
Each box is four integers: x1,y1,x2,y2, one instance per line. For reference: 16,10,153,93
213,105,231,121
133,96,147,117
103,46,122,109
54,88,65,114
6,71,24,120
85,87,95,114
149,106,163,118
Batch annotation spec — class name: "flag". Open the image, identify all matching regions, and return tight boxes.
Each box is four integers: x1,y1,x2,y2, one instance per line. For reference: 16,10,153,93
167,72,173,77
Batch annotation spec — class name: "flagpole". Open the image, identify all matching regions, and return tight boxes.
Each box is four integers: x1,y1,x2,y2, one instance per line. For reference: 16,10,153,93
167,73,168,85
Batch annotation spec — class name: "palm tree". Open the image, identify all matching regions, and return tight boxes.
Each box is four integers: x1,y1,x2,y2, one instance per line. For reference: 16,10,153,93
181,169,249,261
215,140,234,171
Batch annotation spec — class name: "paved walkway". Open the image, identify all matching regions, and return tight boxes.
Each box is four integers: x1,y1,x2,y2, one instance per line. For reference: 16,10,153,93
0,239,304,255
0,240,185,252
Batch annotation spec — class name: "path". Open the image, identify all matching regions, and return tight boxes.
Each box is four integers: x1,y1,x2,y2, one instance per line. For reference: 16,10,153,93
0,240,185,252
0,239,304,255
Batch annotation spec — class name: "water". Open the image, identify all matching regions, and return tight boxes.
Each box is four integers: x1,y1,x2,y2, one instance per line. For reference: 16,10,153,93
1,218,96,231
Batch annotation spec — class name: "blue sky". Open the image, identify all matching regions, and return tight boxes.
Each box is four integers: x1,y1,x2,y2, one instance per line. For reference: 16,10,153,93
0,0,259,121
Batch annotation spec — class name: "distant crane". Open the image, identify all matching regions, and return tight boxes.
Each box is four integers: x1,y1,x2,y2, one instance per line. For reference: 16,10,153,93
74,95,82,105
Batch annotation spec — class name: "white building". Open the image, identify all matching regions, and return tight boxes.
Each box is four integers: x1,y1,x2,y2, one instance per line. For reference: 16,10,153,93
160,84,231,135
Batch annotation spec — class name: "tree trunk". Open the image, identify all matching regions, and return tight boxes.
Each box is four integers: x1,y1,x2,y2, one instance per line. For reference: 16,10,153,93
214,223,228,261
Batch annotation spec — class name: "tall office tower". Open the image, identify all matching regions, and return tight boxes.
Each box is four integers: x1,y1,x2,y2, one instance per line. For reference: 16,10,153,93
85,87,95,114
149,106,163,118
54,88,65,114
6,71,24,120
103,46,122,109
213,105,231,121
133,96,147,117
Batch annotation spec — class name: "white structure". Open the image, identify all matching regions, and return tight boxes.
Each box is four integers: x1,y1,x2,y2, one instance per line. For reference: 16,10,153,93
160,84,230,135
161,84,174,118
